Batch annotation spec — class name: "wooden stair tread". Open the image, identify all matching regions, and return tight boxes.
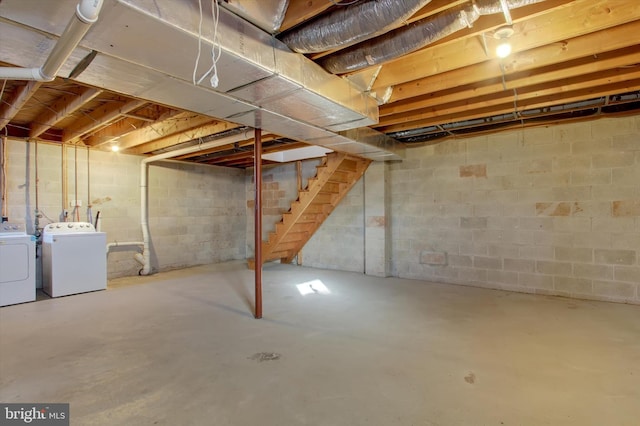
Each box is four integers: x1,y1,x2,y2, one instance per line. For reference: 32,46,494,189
249,152,371,268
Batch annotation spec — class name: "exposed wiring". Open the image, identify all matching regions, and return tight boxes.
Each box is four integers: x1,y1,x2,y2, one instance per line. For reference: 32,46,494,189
74,143,79,221
35,208,57,225
1,132,7,219
192,0,222,88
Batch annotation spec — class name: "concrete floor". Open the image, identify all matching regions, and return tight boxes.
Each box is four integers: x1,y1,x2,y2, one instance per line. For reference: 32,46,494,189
1,261,638,426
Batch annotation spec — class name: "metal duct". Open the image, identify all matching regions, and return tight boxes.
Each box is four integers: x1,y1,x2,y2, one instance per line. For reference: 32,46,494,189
0,0,404,161
221,0,290,33
319,0,546,74
280,0,433,54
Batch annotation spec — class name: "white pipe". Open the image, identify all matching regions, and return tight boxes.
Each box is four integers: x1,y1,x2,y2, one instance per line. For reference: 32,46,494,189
0,0,103,81
137,131,250,275
106,241,144,253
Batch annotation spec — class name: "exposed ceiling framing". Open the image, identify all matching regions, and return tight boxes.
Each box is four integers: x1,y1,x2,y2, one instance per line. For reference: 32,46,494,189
1,0,639,168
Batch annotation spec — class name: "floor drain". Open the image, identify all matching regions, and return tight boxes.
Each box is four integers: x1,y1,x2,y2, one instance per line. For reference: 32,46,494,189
249,352,281,362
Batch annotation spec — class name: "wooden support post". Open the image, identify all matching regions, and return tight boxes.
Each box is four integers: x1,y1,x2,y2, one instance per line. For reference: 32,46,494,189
254,128,263,319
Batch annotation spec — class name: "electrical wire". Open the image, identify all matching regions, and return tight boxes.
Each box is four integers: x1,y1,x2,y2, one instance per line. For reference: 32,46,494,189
74,143,79,221
1,132,7,219
192,0,222,88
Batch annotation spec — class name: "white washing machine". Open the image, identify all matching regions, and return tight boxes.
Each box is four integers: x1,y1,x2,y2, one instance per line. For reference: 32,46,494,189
0,222,36,307
42,222,107,297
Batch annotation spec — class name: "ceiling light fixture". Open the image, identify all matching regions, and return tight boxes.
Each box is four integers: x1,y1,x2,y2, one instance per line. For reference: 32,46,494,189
494,25,514,59
111,145,119,152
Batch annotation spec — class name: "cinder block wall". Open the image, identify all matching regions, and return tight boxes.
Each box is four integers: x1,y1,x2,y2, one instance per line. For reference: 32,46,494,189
389,116,640,304
302,178,365,273
3,140,246,279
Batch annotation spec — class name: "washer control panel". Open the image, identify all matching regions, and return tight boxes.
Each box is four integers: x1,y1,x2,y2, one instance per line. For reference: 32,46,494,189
44,222,96,234
0,222,26,235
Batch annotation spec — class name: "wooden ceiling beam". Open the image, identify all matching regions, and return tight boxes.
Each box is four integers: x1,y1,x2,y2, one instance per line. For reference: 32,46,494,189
0,81,42,131
62,98,147,143
86,110,192,148
367,0,640,90
29,87,102,138
279,0,333,32
378,79,640,133
174,134,281,161
388,20,640,104
378,67,640,127
128,121,242,155
381,47,640,117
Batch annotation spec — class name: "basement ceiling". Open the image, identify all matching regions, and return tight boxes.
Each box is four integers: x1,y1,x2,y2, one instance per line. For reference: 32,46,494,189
1,0,639,168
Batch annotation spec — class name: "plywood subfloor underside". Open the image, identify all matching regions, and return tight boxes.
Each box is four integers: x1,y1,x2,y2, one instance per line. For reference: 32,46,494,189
1,262,638,425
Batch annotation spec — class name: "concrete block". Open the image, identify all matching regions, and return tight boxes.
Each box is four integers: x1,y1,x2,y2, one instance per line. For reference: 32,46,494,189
592,281,637,299
473,203,502,217
592,217,635,233
521,159,552,174
554,277,593,295
610,231,640,250
518,273,554,289
553,123,591,143
502,175,534,189
571,138,611,155
519,245,554,260
612,134,640,151
552,217,591,232
473,256,502,269
614,266,640,283
536,260,572,275
592,152,635,168
420,251,447,266
488,270,519,284
459,242,488,256
536,202,572,217
459,164,487,178
448,254,473,267
592,117,636,139
611,167,640,186
487,161,519,176
519,217,554,231
503,203,534,217
592,185,639,201
594,249,636,265
572,263,613,280
460,217,487,229
570,169,612,186
518,188,555,202
504,258,535,273
553,153,591,170
612,200,640,217
458,267,488,283
554,247,593,262
551,186,592,202
533,172,570,188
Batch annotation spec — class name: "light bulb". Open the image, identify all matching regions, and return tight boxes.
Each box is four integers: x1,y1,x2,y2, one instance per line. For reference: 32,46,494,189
496,41,512,58
111,145,120,152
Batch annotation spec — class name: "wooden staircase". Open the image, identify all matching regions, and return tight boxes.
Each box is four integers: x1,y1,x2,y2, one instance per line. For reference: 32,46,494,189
249,152,371,268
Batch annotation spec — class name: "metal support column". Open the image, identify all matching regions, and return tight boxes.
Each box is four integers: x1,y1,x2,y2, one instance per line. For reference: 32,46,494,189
254,128,263,319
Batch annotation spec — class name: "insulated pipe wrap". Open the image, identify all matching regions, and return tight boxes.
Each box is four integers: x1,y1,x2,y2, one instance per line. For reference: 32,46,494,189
320,5,479,74
319,0,547,74
280,0,433,54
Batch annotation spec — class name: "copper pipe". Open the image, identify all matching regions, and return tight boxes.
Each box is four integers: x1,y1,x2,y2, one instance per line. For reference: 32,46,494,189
254,128,263,319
